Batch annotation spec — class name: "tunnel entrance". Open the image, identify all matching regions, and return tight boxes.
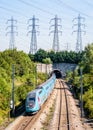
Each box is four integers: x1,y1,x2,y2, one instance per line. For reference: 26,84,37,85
51,69,62,78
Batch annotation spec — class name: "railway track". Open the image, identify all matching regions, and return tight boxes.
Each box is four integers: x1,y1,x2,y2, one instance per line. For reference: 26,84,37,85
6,79,86,130
50,79,70,130
61,80,70,130
15,115,37,130
11,89,56,130
57,79,70,130
12,107,43,130
58,79,62,130
21,79,85,130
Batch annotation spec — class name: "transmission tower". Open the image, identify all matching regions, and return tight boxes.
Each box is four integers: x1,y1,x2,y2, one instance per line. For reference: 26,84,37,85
72,14,85,53
27,15,39,54
49,15,62,52
6,16,18,50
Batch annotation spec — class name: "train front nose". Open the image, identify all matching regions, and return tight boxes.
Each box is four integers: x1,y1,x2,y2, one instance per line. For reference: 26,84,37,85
28,101,35,108
26,92,40,113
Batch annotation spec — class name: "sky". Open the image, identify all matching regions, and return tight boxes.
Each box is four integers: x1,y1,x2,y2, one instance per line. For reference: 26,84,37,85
0,0,93,53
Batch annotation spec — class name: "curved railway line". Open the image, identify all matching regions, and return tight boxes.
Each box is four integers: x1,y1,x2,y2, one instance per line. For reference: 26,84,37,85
5,78,92,130
10,89,56,130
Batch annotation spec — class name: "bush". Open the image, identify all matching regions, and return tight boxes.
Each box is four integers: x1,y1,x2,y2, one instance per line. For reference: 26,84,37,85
83,88,93,118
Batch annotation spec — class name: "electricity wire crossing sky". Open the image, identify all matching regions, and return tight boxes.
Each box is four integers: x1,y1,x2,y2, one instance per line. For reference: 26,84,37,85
0,0,93,53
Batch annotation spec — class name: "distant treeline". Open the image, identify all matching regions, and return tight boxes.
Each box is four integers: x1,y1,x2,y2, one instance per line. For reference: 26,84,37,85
29,49,83,64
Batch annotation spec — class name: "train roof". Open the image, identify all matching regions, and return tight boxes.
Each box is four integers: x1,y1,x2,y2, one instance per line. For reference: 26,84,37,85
36,74,55,89
26,74,55,97
26,88,42,97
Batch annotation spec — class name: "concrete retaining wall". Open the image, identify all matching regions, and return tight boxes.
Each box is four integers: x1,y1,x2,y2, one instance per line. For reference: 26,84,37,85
37,63,77,74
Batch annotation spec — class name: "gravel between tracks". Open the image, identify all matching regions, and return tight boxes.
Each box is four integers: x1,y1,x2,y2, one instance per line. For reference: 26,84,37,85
31,79,93,130
5,79,93,130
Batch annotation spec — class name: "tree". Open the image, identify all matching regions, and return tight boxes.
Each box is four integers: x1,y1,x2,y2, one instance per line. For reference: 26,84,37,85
81,43,93,74
34,49,48,62
48,50,56,63
42,58,52,64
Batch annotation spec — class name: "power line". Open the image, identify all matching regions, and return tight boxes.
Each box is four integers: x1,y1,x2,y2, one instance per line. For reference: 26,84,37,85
72,14,86,52
0,6,19,14
6,16,18,50
49,15,62,52
56,0,91,18
17,0,54,16
27,15,39,54
82,0,93,7
0,5,27,18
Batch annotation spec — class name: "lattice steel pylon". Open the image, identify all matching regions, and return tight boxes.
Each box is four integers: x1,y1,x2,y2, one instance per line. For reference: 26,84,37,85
6,16,17,50
72,14,85,53
27,15,39,54
49,15,62,52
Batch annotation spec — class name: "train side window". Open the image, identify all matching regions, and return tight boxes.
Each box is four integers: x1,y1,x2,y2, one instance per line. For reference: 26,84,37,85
46,86,49,90
39,90,42,94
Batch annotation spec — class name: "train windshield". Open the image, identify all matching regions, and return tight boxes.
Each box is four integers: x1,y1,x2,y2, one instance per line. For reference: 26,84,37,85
29,97,35,102
27,92,36,102
27,93,36,108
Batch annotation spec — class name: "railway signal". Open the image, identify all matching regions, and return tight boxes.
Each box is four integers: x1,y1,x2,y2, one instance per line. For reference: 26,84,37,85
10,100,13,109
10,64,15,116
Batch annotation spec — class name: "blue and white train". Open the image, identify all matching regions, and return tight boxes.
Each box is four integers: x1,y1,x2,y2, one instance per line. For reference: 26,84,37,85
25,74,56,113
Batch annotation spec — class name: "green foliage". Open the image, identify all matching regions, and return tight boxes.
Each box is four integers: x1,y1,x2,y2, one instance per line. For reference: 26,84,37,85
48,50,56,62
37,72,48,85
0,49,48,123
67,43,93,118
31,49,83,64
0,75,11,111
83,89,93,118
42,58,52,64
16,85,32,101
34,49,48,62
83,74,93,91
28,53,34,61
81,43,93,74
0,49,34,121
55,51,64,62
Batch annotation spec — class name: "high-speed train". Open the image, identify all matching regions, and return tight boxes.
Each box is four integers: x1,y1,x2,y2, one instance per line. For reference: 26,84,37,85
25,74,56,113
